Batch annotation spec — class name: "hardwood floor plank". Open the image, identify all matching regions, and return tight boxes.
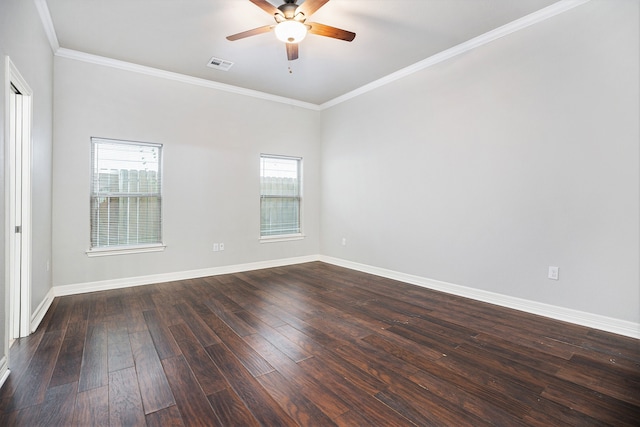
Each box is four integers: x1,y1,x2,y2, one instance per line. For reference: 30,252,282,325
0,404,41,426
49,320,88,387
524,393,612,426
374,390,446,426
361,333,532,421
235,309,312,363
106,293,126,318
162,355,222,427
377,380,496,427
171,331,228,395
174,303,222,347
144,309,181,360
334,338,502,426
297,356,413,426
542,381,640,426
35,381,78,426
555,353,640,406
2,262,637,426
276,323,389,395
205,343,298,427
146,405,185,427
87,293,108,325
68,294,91,323
256,370,338,426
0,332,46,406
151,293,186,327
195,305,275,377
9,330,64,410
78,323,108,392
45,296,73,332
204,298,257,337
207,388,261,427
241,276,373,341
244,333,350,419
123,293,150,333
72,385,109,427
107,319,135,373
584,328,640,362
130,330,176,414
109,367,146,427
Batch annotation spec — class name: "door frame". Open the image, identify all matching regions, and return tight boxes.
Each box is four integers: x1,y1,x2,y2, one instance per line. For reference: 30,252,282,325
5,56,32,340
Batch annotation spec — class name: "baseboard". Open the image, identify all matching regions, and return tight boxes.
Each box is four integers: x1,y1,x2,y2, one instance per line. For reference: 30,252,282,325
320,256,640,339
50,254,639,339
0,357,9,390
53,255,321,297
31,287,55,333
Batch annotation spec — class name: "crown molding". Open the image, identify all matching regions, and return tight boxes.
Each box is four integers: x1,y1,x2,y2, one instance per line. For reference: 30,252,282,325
42,0,589,110
54,48,321,110
320,0,591,109
33,0,59,52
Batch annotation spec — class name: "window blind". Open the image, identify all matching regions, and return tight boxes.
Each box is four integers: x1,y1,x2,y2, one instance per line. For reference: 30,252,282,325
90,138,162,249
260,155,301,237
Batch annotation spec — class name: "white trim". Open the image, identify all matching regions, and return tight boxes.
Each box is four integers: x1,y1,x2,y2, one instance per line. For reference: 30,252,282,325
319,256,640,339
51,253,639,339
53,255,321,297
86,244,167,257
5,57,33,340
260,234,305,243
38,1,588,110
54,48,320,111
320,0,590,109
30,287,54,333
0,357,9,390
33,0,60,52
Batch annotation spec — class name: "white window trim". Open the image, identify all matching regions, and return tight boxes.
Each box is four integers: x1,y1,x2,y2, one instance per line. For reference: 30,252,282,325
86,243,166,257
259,233,305,243
89,137,164,253
260,154,304,241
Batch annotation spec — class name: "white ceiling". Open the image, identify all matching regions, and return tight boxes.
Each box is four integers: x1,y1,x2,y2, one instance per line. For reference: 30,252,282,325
44,0,563,105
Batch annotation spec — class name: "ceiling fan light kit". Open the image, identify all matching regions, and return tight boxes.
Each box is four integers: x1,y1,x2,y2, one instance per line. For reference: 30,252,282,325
227,0,355,61
274,20,307,43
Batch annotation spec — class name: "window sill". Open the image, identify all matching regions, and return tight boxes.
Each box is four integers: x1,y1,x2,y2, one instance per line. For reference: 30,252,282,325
260,234,305,243
86,244,166,257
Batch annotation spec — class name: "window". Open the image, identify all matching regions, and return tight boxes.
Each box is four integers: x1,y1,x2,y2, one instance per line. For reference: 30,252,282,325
260,155,302,239
89,138,163,253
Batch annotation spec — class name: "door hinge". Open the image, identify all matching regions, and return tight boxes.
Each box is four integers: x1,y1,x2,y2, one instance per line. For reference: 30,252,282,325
15,225,21,233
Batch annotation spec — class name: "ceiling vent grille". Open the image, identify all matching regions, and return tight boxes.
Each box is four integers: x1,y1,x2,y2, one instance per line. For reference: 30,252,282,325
207,56,234,71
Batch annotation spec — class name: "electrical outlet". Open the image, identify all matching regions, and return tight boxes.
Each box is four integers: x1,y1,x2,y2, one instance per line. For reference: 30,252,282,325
219,243,224,251
341,237,347,246
213,243,219,252
548,266,559,280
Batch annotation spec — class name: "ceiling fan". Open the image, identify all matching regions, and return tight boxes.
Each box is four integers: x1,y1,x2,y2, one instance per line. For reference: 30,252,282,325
226,0,356,61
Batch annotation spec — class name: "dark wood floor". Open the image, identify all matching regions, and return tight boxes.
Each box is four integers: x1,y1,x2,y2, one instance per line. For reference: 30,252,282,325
0,262,638,426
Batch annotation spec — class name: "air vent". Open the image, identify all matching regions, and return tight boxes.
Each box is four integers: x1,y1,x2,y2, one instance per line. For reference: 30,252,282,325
207,56,234,71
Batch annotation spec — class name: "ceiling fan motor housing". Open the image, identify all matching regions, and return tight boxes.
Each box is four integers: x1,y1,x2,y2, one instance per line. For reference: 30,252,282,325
278,1,302,20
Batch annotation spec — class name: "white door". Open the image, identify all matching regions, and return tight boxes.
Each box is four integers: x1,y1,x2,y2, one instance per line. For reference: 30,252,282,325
7,58,32,339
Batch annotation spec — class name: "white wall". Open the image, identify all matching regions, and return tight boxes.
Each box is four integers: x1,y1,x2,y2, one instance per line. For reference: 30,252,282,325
52,57,321,287
320,0,639,324
0,0,54,375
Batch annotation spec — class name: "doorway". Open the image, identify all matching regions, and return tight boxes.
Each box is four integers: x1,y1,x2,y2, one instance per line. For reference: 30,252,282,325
6,57,32,340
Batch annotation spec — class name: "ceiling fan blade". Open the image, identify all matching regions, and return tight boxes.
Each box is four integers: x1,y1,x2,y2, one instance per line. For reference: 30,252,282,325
226,25,273,41
298,0,330,17
286,43,299,61
307,22,356,42
249,0,280,16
